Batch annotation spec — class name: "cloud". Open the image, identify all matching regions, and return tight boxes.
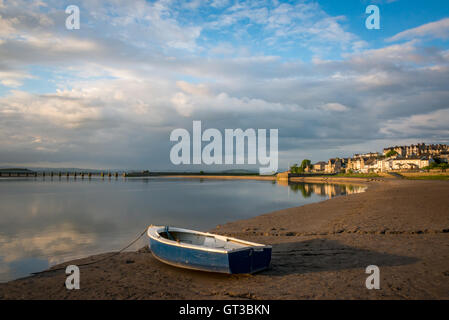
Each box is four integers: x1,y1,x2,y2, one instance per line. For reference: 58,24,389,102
0,15,19,36
0,70,34,87
204,1,361,56
387,18,449,42
210,0,229,9
0,1,448,168
321,103,349,112
380,108,449,138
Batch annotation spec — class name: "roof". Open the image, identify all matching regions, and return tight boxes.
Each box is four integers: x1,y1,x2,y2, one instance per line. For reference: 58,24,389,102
364,159,377,165
393,156,429,161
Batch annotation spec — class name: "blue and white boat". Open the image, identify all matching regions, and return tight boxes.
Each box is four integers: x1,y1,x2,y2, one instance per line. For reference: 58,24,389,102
147,226,272,274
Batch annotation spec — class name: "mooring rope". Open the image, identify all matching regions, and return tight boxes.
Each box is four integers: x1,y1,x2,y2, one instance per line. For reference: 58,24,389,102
31,227,148,275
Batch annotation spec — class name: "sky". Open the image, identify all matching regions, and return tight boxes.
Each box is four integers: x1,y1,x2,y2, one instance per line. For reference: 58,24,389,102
0,0,449,171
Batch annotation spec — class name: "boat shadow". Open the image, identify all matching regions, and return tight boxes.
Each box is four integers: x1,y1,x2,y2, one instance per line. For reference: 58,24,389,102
260,238,418,276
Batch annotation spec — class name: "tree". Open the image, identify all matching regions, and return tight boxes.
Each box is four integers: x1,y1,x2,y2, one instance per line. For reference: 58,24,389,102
291,159,312,174
429,162,439,169
300,159,312,170
385,150,398,158
290,164,298,174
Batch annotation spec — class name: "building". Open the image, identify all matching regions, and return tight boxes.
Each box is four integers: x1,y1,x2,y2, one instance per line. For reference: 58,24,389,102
438,152,449,163
390,157,432,171
361,158,379,173
307,142,442,174
383,143,449,158
312,161,326,172
354,152,380,158
373,156,432,172
347,157,368,172
325,158,343,173
383,146,406,157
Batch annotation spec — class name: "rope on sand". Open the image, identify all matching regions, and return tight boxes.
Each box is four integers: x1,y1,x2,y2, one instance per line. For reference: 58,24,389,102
31,228,148,275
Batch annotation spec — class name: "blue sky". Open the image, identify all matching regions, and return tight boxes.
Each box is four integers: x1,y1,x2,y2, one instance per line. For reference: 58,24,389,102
0,0,448,170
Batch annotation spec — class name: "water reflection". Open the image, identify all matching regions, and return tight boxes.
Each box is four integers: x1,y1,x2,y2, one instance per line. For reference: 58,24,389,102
288,182,363,199
0,178,365,281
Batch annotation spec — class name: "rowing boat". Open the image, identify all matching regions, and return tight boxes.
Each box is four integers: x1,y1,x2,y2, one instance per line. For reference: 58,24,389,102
147,226,272,274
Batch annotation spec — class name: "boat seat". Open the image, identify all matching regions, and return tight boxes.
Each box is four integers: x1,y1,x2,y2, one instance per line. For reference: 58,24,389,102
164,227,176,241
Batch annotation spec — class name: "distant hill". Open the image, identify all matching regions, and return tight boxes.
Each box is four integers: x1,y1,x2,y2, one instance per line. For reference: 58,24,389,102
0,168,34,173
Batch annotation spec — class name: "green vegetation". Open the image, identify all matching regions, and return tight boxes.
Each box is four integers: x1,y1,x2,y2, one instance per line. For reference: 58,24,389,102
422,160,449,172
290,159,312,174
290,164,300,173
385,150,398,158
300,159,311,169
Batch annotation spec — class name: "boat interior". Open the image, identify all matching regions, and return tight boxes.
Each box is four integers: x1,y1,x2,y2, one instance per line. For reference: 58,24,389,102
159,230,250,250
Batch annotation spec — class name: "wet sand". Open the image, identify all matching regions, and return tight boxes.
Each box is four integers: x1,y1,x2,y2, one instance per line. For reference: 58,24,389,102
1,178,448,299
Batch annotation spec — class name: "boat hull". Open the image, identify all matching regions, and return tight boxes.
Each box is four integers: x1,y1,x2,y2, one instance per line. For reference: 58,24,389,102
148,228,272,274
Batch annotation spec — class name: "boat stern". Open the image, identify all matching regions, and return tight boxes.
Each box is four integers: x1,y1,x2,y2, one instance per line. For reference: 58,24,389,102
228,246,272,274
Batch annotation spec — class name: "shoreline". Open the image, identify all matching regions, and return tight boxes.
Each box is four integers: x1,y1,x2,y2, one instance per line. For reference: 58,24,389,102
1,178,448,299
157,175,276,181
158,174,381,186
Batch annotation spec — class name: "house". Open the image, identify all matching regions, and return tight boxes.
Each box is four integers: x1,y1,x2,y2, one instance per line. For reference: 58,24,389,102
325,158,343,173
384,143,449,158
438,152,449,163
383,146,406,157
347,157,366,172
312,161,326,172
391,157,432,170
354,152,380,158
309,143,442,175
377,156,432,172
360,158,379,173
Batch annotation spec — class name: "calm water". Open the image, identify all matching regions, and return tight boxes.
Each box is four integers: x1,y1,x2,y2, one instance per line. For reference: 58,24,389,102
0,177,365,282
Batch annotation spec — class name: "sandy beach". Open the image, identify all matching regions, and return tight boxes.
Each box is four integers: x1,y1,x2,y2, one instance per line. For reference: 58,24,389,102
1,178,448,300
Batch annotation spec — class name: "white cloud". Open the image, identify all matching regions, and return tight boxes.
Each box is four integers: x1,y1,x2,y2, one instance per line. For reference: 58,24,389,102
23,34,101,52
387,18,449,42
210,0,229,8
0,15,19,36
380,109,449,137
0,70,34,87
347,40,424,65
204,1,360,55
321,103,349,112
0,0,448,168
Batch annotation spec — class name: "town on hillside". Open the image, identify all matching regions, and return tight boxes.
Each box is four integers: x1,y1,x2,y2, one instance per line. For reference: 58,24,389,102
291,143,449,174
